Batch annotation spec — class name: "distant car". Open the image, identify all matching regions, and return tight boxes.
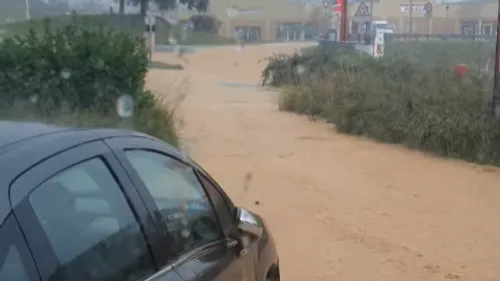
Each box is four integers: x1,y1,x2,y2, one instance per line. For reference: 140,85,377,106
0,122,279,281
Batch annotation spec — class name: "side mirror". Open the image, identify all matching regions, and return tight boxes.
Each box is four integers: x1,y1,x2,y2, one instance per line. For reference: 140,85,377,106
234,207,262,256
236,207,262,239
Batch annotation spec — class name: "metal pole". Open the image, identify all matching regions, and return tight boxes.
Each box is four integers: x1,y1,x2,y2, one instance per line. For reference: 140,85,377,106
409,0,413,36
370,0,374,22
340,0,348,41
492,0,500,118
445,6,449,33
25,0,30,20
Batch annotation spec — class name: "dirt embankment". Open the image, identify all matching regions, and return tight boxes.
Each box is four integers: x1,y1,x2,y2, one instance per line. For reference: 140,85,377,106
147,44,500,281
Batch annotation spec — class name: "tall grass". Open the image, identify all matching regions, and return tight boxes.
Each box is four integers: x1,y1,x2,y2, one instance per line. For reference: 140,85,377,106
263,42,500,165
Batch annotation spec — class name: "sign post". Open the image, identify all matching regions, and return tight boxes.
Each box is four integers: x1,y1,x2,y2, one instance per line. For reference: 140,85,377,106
340,0,348,41
144,14,156,62
493,0,500,118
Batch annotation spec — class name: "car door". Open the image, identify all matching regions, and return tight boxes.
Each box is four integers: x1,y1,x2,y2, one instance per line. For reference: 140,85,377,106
104,136,257,281
8,140,184,281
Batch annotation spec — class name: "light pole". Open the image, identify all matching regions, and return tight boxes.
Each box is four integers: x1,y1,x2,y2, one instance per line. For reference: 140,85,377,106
25,0,31,20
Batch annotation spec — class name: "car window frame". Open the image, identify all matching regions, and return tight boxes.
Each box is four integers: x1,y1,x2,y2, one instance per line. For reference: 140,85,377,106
0,213,40,281
192,166,237,217
9,140,159,281
194,170,238,237
104,136,231,264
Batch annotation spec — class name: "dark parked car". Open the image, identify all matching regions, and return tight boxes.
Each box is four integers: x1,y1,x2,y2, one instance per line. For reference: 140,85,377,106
0,122,279,281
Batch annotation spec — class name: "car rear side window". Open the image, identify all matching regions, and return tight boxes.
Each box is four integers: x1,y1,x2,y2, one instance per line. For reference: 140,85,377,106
27,158,155,281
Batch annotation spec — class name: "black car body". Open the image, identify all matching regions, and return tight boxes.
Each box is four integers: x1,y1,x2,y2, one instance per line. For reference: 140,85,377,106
0,121,279,281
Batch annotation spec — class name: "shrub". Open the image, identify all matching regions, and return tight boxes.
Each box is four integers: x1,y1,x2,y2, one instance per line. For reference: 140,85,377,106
0,16,179,146
268,42,500,165
188,14,221,34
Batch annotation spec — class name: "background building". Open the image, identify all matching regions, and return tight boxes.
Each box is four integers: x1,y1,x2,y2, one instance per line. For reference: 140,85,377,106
206,0,498,39
368,0,497,35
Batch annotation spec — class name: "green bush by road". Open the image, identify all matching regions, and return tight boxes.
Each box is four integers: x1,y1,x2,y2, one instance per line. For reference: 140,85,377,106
263,42,500,166
0,17,179,146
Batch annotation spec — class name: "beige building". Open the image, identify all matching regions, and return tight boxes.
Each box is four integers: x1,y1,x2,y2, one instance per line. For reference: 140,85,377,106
209,0,319,41
180,0,498,40
368,0,497,35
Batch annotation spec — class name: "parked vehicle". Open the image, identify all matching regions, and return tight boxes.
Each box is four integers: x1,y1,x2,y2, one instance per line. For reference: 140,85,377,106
369,20,396,36
0,121,279,281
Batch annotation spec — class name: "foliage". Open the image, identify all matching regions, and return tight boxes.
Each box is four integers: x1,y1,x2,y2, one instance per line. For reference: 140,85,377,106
0,16,179,146
180,31,234,45
189,14,221,33
265,42,500,166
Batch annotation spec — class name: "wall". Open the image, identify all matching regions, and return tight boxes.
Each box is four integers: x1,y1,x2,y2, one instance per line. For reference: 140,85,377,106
208,0,316,40
360,0,498,34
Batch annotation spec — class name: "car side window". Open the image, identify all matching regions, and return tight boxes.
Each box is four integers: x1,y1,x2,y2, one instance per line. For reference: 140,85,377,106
124,150,224,256
28,158,155,281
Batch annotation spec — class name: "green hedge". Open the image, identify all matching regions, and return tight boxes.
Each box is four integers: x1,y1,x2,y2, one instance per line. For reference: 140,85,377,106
264,42,500,165
0,17,178,146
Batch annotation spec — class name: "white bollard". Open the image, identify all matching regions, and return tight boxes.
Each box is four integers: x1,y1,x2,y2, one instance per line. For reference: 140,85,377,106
372,29,385,58
144,14,156,61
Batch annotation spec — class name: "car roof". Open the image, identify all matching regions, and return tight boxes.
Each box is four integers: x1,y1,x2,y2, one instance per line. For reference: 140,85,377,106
0,121,71,152
0,121,180,224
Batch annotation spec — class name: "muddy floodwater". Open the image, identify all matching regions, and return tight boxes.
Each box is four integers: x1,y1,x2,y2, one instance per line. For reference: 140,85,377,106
147,43,500,281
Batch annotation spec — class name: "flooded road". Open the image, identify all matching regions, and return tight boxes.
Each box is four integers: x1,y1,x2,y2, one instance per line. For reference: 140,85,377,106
147,43,500,281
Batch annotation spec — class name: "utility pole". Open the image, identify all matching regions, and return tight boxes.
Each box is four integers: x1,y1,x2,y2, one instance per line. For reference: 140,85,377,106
492,0,500,118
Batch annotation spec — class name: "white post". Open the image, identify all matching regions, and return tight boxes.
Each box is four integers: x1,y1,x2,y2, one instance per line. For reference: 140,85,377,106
25,0,31,20
144,14,156,61
149,27,155,59
373,28,384,58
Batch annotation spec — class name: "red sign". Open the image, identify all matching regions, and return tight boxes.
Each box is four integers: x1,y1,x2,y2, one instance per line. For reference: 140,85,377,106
334,0,342,12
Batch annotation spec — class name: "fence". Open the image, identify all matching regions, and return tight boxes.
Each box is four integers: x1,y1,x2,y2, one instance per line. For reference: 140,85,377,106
391,33,496,42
